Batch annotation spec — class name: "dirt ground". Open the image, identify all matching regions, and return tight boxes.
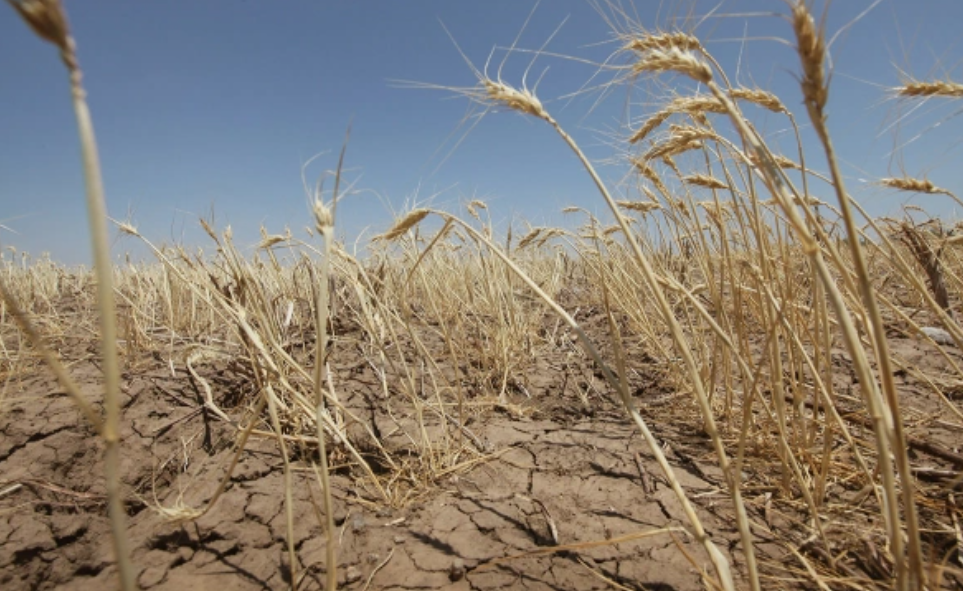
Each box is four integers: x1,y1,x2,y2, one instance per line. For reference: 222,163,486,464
2,304,963,590
0,373,738,589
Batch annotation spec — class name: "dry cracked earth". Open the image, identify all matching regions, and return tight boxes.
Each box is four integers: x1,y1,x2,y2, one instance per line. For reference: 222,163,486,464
4,308,963,590
0,354,764,591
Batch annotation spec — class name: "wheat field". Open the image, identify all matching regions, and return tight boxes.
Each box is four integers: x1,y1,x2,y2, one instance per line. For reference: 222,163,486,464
2,1,963,590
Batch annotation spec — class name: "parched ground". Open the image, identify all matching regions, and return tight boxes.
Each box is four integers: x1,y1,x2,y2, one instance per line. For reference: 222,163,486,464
0,369,749,590
2,307,963,590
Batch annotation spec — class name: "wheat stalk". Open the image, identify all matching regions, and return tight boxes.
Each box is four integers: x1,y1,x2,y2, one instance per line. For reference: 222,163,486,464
6,2,136,589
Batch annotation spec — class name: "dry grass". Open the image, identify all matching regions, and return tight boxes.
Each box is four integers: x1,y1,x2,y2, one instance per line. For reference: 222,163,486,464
3,1,963,590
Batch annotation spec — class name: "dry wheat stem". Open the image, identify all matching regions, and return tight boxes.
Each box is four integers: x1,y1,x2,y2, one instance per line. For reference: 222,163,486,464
791,3,924,584
309,134,350,591
704,53,918,591
7,1,137,587
262,382,298,587
540,112,750,591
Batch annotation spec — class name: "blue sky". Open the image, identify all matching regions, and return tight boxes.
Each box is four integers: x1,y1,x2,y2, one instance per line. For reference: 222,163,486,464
2,0,962,266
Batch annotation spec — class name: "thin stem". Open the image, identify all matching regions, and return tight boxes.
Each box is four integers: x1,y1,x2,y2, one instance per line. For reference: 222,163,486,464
539,110,756,591
804,98,923,591
65,28,137,591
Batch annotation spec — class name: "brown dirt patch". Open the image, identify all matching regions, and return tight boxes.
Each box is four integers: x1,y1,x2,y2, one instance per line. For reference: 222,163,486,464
0,347,755,590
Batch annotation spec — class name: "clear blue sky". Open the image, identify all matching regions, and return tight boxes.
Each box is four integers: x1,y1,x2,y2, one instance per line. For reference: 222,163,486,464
2,0,962,266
